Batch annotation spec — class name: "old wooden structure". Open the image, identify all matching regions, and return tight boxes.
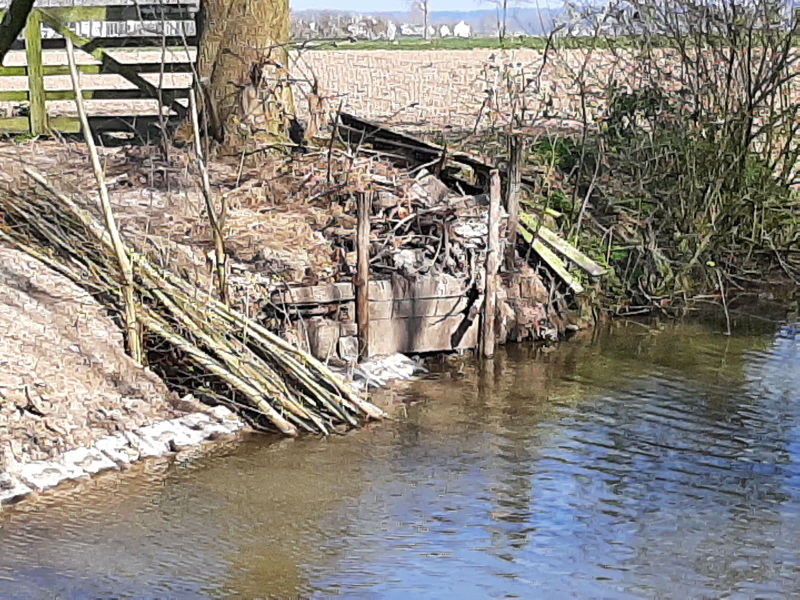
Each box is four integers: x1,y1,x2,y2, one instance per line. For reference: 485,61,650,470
270,125,608,361
273,275,484,361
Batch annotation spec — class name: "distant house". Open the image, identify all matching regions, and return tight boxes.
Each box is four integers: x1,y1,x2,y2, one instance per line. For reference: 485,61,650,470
439,24,451,37
453,20,471,38
400,23,419,37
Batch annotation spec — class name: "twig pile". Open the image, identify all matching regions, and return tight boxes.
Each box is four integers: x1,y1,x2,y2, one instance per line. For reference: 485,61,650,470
0,169,384,436
325,169,501,280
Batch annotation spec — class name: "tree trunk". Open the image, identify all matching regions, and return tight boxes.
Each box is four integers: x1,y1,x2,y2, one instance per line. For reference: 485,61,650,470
423,1,429,40
0,0,35,63
499,0,507,42
195,0,294,150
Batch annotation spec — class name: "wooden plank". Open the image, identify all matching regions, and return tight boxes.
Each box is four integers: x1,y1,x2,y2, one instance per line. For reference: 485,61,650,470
24,10,46,134
272,274,470,307
0,65,25,75
44,6,107,21
44,5,196,21
519,212,606,277
0,115,29,133
48,115,80,133
340,112,494,178
36,9,188,118
288,296,469,321
43,114,182,134
50,87,189,100
0,90,26,100
272,282,355,305
39,35,197,48
387,274,468,300
368,314,480,355
0,87,189,101
338,112,539,190
518,223,585,294
0,63,192,76
368,296,469,320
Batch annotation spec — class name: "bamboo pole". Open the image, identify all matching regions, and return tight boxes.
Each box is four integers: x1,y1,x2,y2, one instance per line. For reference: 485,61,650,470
504,134,523,271
482,170,502,359
356,192,371,360
189,88,229,305
65,38,142,364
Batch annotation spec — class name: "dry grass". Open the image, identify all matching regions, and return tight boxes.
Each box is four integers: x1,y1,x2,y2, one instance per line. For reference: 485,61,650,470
0,138,418,316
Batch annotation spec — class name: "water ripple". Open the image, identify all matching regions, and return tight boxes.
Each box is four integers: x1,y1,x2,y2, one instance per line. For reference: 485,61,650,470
2,321,800,598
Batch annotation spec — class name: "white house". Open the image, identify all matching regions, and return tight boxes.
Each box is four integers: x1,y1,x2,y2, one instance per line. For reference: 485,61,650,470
439,24,451,37
453,20,471,38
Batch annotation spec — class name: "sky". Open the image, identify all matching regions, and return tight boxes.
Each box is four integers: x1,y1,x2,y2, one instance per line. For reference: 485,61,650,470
291,0,507,11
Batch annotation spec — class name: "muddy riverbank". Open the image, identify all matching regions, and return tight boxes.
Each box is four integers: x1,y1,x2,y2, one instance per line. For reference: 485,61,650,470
0,240,424,506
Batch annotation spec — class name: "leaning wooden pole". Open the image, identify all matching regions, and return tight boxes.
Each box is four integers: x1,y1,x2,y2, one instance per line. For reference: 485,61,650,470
189,88,229,305
482,170,502,359
65,38,142,364
504,134,523,271
356,192,371,360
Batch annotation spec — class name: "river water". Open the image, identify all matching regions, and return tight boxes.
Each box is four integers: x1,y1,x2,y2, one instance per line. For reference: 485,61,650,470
1,315,799,599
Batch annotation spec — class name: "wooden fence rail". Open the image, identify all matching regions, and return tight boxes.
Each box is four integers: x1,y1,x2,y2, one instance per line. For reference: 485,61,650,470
0,1,197,136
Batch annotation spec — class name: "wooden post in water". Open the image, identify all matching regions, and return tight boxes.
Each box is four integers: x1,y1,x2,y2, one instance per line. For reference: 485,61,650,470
482,170,502,359
504,134,524,271
356,193,371,360
24,10,47,135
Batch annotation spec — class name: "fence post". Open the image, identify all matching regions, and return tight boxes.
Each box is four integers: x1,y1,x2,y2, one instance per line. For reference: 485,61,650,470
504,134,524,271
482,170,502,359
356,193,371,360
24,9,47,135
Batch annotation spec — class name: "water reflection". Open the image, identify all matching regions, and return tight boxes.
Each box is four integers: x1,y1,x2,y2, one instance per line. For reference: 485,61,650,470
1,318,799,599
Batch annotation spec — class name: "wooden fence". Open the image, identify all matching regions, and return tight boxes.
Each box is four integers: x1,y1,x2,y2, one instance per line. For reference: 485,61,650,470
0,0,197,136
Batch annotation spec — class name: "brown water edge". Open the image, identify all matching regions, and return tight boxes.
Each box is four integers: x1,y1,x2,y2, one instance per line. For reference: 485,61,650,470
0,311,798,598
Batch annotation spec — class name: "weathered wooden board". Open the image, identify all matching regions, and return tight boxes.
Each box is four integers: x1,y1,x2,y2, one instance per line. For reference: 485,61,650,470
271,275,471,306
272,282,356,305
368,295,469,321
283,274,477,357
519,213,606,277
517,220,585,294
0,63,193,77
0,114,180,134
0,88,189,102
368,314,479,356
